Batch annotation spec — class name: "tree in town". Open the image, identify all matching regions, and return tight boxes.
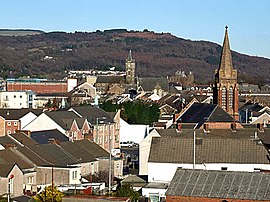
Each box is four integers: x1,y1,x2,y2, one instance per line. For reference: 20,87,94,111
33,185,64,202
114,184,139,201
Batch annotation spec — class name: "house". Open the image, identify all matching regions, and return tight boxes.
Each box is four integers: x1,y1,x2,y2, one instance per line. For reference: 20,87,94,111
238,101,264,124
0,91,36,109
69,106,120,151
22,110,91,141
137,77,169,97
30,129,69,144
0,108,43,136
0,132,123,194
147,128,270,183
0,163,24,197
166,168,270,202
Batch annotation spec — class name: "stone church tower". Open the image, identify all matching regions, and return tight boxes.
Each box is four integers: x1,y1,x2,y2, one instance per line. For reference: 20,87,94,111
125,50,136,85
213,26,239,120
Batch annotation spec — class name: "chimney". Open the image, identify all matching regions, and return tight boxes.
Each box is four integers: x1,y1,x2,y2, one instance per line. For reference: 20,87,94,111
177,122,182,132
231,122,237,132
257,123,264,132
204,123,209,132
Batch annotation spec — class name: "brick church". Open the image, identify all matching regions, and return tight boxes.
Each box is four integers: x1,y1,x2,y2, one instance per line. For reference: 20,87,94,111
213,26,239,120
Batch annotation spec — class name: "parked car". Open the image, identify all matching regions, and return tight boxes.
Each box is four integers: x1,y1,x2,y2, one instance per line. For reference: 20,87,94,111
120,141,136,147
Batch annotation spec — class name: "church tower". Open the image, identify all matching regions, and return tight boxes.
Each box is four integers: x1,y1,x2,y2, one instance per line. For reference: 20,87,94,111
213,26,239,120
125,50,136,85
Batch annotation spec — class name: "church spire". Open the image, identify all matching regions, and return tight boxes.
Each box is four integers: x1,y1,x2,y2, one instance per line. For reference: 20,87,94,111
127,50,133,61
219,26,233,74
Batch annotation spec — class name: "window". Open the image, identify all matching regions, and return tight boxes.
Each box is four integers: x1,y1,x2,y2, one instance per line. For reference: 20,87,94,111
221,87,226,110
27,176,34,184
72,171,77,179
7,122,11,126
7,130,11,135
14,122,17,126
228,87,233,109
20,95,22,98
14,95,16,98
221,167,227,170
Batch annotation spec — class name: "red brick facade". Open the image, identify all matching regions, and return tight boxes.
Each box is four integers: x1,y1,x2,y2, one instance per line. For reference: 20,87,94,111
7,82,68,93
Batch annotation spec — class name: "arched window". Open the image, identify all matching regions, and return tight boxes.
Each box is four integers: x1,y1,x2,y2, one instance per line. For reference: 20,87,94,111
221,87,226,110
229,86,233,109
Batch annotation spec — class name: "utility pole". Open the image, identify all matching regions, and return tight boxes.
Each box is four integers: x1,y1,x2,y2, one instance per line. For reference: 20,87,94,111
193,130,196,169
108,122,112,195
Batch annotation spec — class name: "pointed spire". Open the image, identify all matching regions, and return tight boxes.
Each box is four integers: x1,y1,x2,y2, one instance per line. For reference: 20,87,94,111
219,26,233,73
127,50,133,61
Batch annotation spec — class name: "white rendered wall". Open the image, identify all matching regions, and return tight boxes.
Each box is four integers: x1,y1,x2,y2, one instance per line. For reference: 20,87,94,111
22,113,66,134
148,162,270,183
20,112,37,129
139,130,160,175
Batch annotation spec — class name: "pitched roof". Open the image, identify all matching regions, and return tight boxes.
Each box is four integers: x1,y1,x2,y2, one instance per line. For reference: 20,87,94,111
178,103,235,128
0,163,17,177
69,106,114,124
149,129,269,164
44,111,80,129
166,168,270,200
138,77,169,92
30,129,69,144
0,108,43,120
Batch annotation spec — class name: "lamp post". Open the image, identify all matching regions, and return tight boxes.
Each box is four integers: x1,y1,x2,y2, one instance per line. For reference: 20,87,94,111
8,174,14,202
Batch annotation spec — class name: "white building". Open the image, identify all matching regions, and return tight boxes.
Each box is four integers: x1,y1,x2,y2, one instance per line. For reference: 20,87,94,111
0,91,36,109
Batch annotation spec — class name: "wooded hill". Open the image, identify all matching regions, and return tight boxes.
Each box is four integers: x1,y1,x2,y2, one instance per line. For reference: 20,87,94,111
0,29,269,84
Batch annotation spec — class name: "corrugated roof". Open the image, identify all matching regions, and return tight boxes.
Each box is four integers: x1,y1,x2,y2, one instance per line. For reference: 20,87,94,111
166,168,270,200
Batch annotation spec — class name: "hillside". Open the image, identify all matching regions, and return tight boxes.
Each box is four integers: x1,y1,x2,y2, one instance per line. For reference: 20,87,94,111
0,29,44,36
0,29,269,84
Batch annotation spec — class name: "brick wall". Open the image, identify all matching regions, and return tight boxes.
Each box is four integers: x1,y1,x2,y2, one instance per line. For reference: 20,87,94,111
7,82,68,93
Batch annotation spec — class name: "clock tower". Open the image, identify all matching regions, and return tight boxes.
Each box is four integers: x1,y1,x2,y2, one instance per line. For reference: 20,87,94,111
213,26,239,120
125,50,136,85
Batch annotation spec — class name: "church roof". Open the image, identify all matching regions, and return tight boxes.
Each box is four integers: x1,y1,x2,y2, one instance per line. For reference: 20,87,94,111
96,75,125,84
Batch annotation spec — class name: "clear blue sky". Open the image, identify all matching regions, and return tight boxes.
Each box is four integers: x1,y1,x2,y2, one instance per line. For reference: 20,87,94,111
1,0,270,58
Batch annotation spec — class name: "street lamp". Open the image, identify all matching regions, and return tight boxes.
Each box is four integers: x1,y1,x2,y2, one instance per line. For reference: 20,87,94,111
8,174,14,202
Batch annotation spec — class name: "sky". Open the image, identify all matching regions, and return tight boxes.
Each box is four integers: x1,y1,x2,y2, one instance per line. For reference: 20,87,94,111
0,0,270,58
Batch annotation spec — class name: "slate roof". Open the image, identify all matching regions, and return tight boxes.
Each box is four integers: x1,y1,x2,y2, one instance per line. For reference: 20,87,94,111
96,75,125,84
0,108,43,120
0,148,34,169
69,106,114,124
149,129,270,164
166,168,270,200
30,129,69,144
138,77,169,92
238,101,263,112
45,111,80,130
177,103,235,128
0,163,16,177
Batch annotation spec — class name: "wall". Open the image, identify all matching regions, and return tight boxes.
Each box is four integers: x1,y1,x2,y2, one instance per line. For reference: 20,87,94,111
20,112,37,129
7,82,68,93
0,117,5,136
0,165,24,197
23,113,66,134
148,162,270,183
139,130,160,175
